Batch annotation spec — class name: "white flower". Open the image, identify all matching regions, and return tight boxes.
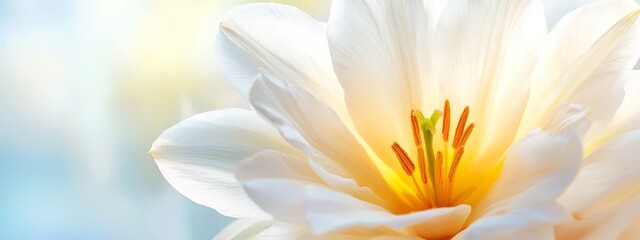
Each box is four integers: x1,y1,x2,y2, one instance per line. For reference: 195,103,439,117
149,0,640,239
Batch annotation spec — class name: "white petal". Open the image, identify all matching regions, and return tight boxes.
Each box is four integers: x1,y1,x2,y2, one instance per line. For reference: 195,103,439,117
307,158,386,207
619,212,640,239
149,109,298,218
214,218,313,240
214,3,343,109
248,73,413,211
213,218,274,240
559,130,640,215
251,221,311,240
464,105,585,239
431,0,547,167
371,236,423,240
236,150,323,222
479,107,585,210
611,71,640,128
542,103,592,140
236,150,320,183
587,71,640,149
455,205,560,240
555,197,640,240
523,0,640,135
327,0,429,167
305,185,471,239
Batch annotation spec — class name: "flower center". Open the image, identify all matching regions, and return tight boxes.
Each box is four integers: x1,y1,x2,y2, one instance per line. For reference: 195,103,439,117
390,100,475,208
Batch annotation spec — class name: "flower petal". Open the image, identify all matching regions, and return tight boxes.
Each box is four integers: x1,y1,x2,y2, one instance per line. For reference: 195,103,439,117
559,130,640,215
462,105,585,239
619,212,640,239
307,158,386,207
251,222,311,239
236,150,323,222
149,109,297,218
507,124,585,202
555,197,640,240
610,71,640,129
236,150,320,184
214,3,343,110
326,0,428,167
431,0,547,168
213,218,274,240
214,218,415,240
523,0,640,135
586,71,640,150
248,73,374,179
455,205,560,240
305,185,471,239
214,218,313,240
249,73,418,212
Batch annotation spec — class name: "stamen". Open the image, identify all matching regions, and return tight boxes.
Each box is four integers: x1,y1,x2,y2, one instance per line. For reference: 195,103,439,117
453,106,470,149
443,100,450,142
418,148,427,184
448,147,465,181
391,102,475,208
412,110,427,184
460,123,475,148
436,151,443,184
411,110,422,146
392,142,415,175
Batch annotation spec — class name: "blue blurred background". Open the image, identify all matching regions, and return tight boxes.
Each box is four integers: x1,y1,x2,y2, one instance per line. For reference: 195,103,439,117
0,0,330,239
0,0,622,239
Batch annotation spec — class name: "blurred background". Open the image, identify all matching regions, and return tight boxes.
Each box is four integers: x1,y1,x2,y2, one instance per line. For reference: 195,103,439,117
0,0,628,239
0,0,331,239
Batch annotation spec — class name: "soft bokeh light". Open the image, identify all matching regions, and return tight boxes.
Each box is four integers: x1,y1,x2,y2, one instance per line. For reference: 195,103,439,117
0,0,330,239
2,0,634,239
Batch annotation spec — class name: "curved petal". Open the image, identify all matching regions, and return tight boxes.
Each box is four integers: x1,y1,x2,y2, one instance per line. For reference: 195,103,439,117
251,222,311,239
559,130,640,215
619,213,640,239
371,236,423,240
489,124,582,207
307,158,387,207
213,218,274,240
555,197,640,240
463,105,585,239
586,71,640,151
248,73,376,179
523,0,640,135
326,0,428,167
214,218,313,240
610,71,640,129
305,185,471,239
236,151,321,184
214,3,343,110
431,0,547,168
249,73,419,212
236,150,324,222
455,205,559,240
149,109,298,218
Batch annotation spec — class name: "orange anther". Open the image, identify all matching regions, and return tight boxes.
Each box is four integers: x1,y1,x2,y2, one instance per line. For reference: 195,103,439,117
411,110,422,146
448,147,465,181
453,106,470,149
443,100,450,142
392,142,415,175
460,123,475,147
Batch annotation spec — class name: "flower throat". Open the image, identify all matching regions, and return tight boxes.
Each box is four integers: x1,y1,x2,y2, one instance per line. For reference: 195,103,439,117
391,100,474,208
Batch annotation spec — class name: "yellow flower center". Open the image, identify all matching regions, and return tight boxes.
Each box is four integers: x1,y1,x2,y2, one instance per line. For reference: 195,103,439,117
391,100,475,208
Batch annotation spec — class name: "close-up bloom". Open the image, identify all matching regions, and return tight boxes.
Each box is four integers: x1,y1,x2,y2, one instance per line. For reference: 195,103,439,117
150,0,640,239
